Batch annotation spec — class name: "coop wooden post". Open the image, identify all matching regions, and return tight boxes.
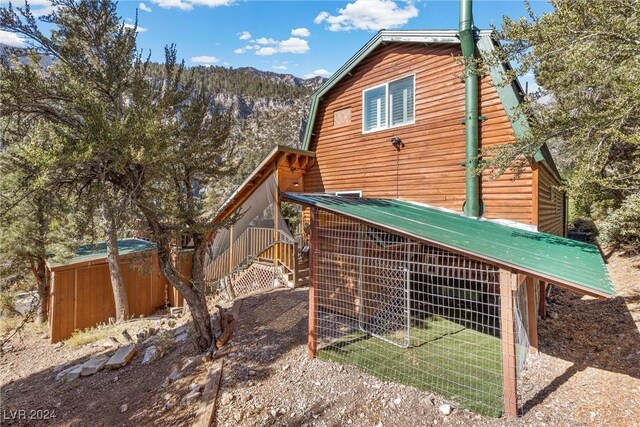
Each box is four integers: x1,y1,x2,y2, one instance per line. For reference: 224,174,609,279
538,281,547,318
308,207,319,359
526,277,539,354
499,269,518,417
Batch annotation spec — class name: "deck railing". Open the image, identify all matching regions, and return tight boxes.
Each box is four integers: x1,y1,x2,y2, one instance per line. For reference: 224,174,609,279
204,227,296,290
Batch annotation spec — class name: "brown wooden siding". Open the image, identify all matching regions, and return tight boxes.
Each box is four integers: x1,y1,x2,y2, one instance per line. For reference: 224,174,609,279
537,163,565,236
48,251,190,343
305,42,533,224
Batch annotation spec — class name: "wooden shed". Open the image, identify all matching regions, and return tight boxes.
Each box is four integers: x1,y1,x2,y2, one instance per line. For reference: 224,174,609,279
47,238,187,343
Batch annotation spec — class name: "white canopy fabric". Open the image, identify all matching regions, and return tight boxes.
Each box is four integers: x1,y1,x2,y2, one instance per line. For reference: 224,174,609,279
206,174,293,270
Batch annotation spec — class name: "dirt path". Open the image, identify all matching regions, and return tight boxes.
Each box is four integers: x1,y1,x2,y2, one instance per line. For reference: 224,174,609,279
1,251,638,426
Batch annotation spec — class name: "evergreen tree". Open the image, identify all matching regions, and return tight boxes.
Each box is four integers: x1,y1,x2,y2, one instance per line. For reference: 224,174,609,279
487,0,639,250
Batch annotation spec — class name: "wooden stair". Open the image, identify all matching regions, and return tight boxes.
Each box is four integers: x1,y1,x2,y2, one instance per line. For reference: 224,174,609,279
287,259,309,288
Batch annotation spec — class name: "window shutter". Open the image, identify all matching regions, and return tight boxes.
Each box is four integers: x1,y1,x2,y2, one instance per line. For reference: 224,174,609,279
389,76,414,126
364,86,386,131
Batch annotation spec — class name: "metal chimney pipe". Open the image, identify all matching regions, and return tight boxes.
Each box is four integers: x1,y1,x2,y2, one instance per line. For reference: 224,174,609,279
459,0,480,217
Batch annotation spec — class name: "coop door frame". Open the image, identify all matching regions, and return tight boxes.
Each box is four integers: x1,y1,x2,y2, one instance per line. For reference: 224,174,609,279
356,223,411,349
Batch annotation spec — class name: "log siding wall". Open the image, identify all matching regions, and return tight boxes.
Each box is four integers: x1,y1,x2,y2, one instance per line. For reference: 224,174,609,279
305,42,534,224
537,163,566,236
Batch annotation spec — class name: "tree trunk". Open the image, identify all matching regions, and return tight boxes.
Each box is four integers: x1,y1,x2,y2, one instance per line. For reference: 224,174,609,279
137,203,213,352
103,202,129,322
157,241,212,351
36,259,49,323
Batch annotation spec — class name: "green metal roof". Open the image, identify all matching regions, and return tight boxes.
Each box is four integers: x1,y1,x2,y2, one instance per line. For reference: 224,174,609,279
49,238,156,269
284,193,614,298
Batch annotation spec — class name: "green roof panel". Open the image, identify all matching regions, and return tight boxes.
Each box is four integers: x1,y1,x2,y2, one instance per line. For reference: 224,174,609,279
284,193,614,298
50,238,156,268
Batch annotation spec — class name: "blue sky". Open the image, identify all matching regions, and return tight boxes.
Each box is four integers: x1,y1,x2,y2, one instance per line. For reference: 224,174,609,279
1,0,553,84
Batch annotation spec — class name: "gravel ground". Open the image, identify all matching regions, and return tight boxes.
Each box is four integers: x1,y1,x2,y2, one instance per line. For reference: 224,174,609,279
1,251,638,426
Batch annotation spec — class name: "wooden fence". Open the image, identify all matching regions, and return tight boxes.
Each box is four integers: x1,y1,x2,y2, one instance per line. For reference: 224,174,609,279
48,250,191,343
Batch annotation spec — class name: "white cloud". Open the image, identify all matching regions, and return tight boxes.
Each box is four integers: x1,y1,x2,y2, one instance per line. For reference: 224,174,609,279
272,65,288,70
255,47,278,56
191,55,220,64
150,0,233,11
255,37,277,45
139,2,152,12
278,37,309,54
0,30,26,48
304,68,333,78
291,27,310,37
237,36,310,56
124,23,148,33
0,0,55,15
315,0,418,32
238,31,252,40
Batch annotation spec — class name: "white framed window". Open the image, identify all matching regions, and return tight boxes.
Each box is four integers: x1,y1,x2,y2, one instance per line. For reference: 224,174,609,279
362,74,415,133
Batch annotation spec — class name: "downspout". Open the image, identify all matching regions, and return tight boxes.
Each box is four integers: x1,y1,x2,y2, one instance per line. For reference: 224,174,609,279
460,0,481,217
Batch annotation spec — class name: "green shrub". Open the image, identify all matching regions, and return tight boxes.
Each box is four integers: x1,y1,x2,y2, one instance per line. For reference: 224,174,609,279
599,193,640,253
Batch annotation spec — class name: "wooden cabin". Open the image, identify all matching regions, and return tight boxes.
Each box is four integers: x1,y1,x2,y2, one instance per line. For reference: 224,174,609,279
205,30,613,417
301,30,565,236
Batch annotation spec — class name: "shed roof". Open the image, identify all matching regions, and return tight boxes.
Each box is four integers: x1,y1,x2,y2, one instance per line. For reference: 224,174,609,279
48,238,156,270
284,193,614,299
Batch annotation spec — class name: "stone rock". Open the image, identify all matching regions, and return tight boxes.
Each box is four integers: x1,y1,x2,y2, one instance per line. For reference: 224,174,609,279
54,365,76,381
181,355,204,374
167,369,182,382
142,335,159,347
170,307,184,317
142,346,158,365
121,329,134,343
120,404,128,413
81,355,109,376
181,390,201,405
174,325,188,336
189,383,202,392
393,397,402,406
105,344,137,369
65,365,83,382
174,332,188,344
53,364,68,373
220,392,234,405
439,404,452,415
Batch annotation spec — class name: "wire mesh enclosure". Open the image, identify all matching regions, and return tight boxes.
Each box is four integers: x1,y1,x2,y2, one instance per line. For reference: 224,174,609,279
311,210,530,416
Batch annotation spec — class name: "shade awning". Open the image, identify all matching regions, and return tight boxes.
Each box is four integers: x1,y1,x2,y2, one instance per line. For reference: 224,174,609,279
284,193,614,299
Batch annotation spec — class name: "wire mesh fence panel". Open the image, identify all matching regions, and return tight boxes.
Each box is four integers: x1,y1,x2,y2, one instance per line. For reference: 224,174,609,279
313,210,506,416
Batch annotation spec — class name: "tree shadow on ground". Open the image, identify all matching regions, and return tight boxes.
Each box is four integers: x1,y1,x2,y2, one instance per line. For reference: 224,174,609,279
521,285,640,414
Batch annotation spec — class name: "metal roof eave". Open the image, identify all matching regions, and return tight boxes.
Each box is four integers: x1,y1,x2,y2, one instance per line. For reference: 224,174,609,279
284,193,614,299
476,35,563,181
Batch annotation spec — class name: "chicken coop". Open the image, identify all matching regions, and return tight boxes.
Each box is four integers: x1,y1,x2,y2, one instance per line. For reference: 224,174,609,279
285,194,614,417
